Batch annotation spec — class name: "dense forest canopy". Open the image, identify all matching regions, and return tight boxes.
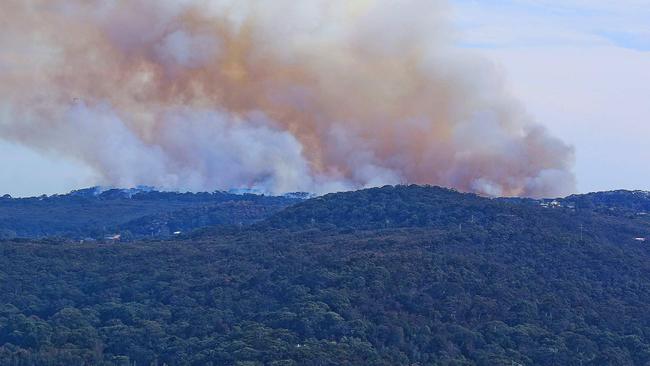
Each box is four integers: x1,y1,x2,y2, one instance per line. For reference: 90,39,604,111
0,188,301,240
1,185,650,365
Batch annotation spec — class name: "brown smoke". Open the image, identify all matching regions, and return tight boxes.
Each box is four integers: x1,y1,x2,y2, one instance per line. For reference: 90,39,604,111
0,0,575,197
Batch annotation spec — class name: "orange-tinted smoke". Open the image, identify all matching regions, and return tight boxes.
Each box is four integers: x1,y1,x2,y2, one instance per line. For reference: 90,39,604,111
0,0,575,197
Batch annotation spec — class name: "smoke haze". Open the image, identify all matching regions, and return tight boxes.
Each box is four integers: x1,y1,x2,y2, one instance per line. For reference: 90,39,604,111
0,0,575,197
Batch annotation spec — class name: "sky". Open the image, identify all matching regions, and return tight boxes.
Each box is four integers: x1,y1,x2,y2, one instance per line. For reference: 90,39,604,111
0,0,648,197
452,0,650,194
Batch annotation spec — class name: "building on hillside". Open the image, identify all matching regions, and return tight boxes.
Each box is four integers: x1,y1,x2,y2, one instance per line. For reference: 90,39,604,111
104,234,121,242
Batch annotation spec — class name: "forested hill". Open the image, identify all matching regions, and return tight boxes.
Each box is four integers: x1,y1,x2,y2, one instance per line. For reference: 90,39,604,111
561,190,650,213
2,184,647,241
260,185,495,230
2,185,650,365
0,187,302,240
260,185,649,241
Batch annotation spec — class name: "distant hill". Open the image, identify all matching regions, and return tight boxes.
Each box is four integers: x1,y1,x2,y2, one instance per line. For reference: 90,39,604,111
561,190,650,213
3,185,647,241
0,187,302,240
261,185,649,241
2,185,650,365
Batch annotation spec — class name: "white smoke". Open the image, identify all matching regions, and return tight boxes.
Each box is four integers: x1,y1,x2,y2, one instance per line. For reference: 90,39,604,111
0,0,575,197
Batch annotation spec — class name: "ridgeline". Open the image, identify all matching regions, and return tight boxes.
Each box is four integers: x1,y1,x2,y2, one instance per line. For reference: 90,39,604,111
1,185,650,365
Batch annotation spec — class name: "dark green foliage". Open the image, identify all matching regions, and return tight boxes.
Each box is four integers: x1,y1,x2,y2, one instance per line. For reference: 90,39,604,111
562,190,650,213
1,185,650,365
0,188,299,240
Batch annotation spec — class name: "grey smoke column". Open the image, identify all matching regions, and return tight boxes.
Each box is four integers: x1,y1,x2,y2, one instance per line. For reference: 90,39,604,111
0,0,575,197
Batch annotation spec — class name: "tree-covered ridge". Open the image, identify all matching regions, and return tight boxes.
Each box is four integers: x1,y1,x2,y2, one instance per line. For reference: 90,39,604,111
261,185,508,230
561,190,650,213
261,185,649,236
1,185,650,365
0,188,300,240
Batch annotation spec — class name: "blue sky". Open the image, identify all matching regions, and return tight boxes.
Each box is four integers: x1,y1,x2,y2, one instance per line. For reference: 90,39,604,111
451,0,650,194
453,0,650,50
0,0,648,197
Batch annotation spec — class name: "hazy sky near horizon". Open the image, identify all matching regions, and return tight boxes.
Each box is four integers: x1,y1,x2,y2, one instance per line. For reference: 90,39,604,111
452,0,650,195
1,0,648,197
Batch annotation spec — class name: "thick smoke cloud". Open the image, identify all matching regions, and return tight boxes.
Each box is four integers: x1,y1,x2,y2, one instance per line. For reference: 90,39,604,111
0,0,575,197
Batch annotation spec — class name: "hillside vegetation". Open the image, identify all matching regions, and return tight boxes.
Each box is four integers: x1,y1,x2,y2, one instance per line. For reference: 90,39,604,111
0,188,300,240
1,185,650,365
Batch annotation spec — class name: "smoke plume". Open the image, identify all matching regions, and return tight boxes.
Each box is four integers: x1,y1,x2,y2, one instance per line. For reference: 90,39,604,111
0,0,575,197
